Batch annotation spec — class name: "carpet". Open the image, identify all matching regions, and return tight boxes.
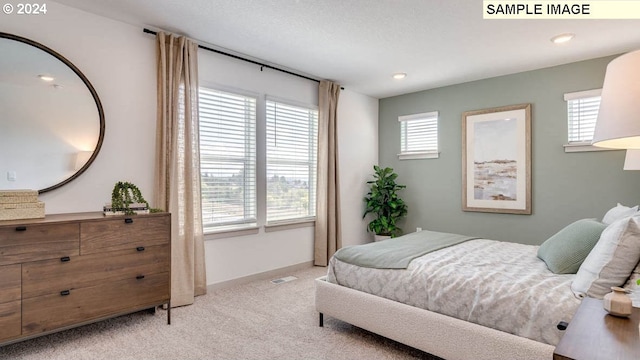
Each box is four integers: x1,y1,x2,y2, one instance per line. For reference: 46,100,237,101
0,266,439,360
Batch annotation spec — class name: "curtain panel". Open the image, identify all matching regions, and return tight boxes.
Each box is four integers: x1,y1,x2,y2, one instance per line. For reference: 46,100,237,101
314,80,342,266
155,32,207,307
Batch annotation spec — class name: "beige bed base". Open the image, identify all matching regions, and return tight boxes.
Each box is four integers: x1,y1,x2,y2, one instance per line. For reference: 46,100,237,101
315,276,554,360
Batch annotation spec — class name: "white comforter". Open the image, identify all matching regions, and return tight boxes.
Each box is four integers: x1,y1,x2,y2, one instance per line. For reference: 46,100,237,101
327,239,581,346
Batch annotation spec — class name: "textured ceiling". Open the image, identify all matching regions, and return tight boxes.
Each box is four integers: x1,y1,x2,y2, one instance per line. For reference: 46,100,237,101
54,0,640,98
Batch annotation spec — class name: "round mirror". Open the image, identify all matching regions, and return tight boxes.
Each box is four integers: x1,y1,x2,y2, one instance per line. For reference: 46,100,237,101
0,32,104,193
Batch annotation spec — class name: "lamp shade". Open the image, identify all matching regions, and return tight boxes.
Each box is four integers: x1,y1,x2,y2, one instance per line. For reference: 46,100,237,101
624,150,640,170
74,151,93,171
592,49,640,149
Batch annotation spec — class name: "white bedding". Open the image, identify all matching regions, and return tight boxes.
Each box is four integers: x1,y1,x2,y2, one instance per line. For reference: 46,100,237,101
327,239,581,346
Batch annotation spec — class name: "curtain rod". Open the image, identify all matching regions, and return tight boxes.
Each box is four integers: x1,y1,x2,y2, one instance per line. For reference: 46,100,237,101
143,28,335,87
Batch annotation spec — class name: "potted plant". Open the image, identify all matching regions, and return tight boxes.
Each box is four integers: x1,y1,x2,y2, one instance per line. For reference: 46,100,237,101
106,181,158,215
363,165,408,240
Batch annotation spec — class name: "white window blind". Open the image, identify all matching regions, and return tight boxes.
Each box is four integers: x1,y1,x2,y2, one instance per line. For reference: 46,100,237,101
266,100,318,223
398,111,439,160
565,89,601,144
199,87,257,229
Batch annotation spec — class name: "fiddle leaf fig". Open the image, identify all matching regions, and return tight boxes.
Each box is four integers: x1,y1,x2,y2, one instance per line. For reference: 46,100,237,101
362,165,408,237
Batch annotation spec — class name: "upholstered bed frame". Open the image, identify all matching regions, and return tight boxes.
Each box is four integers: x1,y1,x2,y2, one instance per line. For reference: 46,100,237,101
315,276,554,360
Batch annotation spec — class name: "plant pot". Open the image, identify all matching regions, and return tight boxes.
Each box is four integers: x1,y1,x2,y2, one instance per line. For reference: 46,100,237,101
374,234,391,242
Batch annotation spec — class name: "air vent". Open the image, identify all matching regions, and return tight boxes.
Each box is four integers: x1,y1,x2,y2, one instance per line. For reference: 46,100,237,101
270,276,297,284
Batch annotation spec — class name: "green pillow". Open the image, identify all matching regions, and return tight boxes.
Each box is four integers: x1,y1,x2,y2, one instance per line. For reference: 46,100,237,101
537,219,607,274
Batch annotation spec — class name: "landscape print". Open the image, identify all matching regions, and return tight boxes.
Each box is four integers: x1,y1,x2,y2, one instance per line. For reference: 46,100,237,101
473,118,517,201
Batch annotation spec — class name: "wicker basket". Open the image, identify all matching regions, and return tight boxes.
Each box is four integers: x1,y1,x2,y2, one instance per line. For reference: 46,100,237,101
0,190,38,203
0,202,45,220
0,195,39,204
0,189,38,197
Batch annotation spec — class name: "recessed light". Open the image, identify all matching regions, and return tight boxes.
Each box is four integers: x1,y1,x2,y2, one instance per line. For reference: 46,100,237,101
393,73,407,80
38,74,54,82
551,33,575,44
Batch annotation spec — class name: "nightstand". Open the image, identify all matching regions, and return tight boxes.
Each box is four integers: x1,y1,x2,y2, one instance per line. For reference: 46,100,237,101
554,297,640,360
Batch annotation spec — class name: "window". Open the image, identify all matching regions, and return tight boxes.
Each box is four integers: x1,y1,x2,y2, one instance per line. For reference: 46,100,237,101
198,87,318,233
398,111,439,159
266,100,318,223
564,89,609,152
199,87,257,230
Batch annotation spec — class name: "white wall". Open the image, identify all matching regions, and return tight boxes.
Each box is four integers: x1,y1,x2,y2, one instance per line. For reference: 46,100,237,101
1,1,157,213
338,90,379,246
1,1,379,286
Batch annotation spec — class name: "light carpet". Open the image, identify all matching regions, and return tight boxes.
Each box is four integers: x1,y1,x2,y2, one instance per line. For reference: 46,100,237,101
0,266,440,360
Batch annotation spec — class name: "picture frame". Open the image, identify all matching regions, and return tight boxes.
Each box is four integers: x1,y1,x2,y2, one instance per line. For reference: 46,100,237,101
462,103,531,214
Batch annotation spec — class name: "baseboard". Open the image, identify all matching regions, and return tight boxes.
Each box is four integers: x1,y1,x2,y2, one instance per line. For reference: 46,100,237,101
206,261,315,292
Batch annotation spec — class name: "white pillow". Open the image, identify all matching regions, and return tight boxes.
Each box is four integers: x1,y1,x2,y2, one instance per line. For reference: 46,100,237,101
602,203,638,225
571,214,640,299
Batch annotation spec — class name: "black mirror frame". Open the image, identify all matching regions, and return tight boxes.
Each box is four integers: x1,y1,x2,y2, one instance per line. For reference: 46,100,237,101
0,32,105,194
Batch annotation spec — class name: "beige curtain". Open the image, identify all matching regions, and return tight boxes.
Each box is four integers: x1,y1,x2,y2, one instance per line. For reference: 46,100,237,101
314,80,342,266
155,32,207,307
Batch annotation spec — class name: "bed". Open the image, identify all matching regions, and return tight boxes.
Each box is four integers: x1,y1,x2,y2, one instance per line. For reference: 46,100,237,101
315,211,640,360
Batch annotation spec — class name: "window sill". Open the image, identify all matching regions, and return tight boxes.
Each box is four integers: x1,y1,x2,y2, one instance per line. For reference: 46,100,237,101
264,219,315,232
398,152,439,160
204,225,259,240
563,144,619,153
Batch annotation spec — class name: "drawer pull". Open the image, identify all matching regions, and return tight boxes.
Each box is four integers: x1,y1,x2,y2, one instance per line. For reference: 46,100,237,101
60,256,71,262
15,226,27,231
124,218,134,224
136,275,145,280
136,246,145,252
60,290,71,296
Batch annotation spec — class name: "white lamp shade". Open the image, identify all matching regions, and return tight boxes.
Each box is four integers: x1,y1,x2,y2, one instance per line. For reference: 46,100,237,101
592,49,640,149
74,151,93,171
624,150,640,170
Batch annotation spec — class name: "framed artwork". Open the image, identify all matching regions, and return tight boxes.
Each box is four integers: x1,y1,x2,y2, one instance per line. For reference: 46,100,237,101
462,103,531,214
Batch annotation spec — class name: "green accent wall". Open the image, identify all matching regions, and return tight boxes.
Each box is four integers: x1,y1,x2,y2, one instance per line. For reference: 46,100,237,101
379,55,640,245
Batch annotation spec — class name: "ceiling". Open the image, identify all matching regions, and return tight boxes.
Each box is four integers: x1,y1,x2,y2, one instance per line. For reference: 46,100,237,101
54,0,640,99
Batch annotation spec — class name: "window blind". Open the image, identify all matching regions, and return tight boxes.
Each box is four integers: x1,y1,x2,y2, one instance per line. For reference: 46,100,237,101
266,100,318,222
398,111,439,159
199,87,257,229
565,89,602,144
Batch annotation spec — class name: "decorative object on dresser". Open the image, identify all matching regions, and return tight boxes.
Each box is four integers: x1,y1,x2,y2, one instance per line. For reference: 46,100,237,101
105,181,159,216
0,212,171,346
603,286,633,317
0,190,44,221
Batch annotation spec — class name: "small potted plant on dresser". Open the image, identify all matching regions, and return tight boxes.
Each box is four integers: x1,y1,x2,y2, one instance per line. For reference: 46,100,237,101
363,165,408,241
104,181,160,215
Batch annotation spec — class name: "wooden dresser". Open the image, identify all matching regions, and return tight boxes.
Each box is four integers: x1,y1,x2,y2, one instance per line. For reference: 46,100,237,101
0,212,171,346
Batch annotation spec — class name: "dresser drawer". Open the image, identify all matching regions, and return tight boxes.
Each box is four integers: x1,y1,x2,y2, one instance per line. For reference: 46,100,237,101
22,272,170,335
0,223,79,265
22,244,170,299
80,215,170,255
0,300,21,341
0,264,21,303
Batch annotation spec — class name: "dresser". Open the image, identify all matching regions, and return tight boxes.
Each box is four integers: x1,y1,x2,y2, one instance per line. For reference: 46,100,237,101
0,212,171,346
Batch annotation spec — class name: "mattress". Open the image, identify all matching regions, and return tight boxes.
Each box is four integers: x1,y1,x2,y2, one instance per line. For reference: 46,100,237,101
327,239,581,346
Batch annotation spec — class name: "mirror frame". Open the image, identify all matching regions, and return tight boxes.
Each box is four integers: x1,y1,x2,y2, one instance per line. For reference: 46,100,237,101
0,32,105,194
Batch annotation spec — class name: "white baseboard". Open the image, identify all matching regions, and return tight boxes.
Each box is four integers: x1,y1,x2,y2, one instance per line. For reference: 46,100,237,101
206,261,315,292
